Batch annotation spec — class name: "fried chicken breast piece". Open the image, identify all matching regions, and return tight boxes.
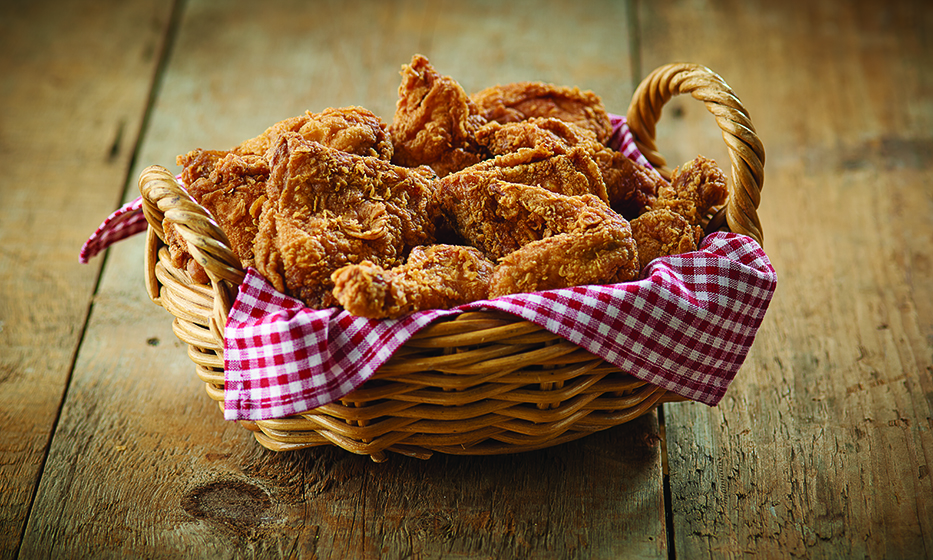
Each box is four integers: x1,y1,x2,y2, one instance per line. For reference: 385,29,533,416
630,209,703,271
475,118,665,217
649,155,729,227
482,186,639,296
253,133,438,308
470,82,613,145
166,107,394,283
331,244,495,319
389,54,489,177
436,164,614,259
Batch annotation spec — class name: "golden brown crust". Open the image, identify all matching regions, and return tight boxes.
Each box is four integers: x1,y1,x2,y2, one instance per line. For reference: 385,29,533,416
434,171,639,295
389,54,488,177
630,209,703,271
235,106,393,160
474,117,666,216
649,155,729,227
489,218,639,297
470,82,613,145
253,133,437,308
331,244,494,319
164,58,729,313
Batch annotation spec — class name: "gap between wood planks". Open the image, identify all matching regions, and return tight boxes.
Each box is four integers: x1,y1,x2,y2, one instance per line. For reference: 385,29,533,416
14,0,188,558
627,2,678,558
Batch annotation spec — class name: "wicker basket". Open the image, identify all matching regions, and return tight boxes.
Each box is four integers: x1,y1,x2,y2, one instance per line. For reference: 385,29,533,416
139,63,765,462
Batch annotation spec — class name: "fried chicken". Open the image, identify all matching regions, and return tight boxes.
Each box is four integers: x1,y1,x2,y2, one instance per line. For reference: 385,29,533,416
649,155,729,227
252,133,438,308
165,107,394,282
627,156,729,270
475,118,665,216
470,82,614,145
163,150,269,283
437,171,595,258
331,244,495,319
464,144,608,202
630,209,703,271
235,106,394,160
489,216,640,297
389,54,489,177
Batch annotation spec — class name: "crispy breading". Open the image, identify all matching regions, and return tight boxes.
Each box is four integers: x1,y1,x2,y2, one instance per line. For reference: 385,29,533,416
630,209,703,271
167,107,394,281
389,54,488,177
470,82,613,145
464,144,608,201
235,106,393,160
331,244,495,318
436,165,615,259
164,150,269,281
475,118,665,216
650,155,729,227
252,133,437,308
434,171,639,294
489,218,640,297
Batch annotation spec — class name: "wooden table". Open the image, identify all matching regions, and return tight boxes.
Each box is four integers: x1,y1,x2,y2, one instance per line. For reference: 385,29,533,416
2,0,931,558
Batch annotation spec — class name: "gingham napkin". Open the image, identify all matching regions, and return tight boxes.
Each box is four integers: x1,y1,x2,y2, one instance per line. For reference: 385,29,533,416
79,196,148,263
224,232,776,421
80,117,777,421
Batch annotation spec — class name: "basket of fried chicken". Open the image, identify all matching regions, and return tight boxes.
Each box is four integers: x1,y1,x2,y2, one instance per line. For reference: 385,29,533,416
127,56,775,461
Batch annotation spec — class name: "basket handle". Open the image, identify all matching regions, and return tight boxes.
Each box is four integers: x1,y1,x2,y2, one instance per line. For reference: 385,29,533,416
138,165,246,286
625,63,765,245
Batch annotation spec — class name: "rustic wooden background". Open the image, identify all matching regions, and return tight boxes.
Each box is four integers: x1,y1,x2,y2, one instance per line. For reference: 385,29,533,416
1,0,931,558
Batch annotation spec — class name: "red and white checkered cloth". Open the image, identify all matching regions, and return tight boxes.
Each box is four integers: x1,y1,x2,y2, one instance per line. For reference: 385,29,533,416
224,232,775,420
81,117,777,422
78,196,148,263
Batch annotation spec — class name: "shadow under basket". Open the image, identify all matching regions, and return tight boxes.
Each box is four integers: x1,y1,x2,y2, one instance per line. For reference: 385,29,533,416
139,63,766,462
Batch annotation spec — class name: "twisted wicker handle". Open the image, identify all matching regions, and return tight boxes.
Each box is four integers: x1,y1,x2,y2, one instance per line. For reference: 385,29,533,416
626,63,765,245
139,165,246,285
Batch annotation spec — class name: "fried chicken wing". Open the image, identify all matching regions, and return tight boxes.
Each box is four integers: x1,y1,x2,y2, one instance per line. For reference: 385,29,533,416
475,118,665,216
388,54,488,177
252,133,437,308
470,82,613,145
331,244,495,319
630,209,703,271
650,155,729,226
436,172,610,258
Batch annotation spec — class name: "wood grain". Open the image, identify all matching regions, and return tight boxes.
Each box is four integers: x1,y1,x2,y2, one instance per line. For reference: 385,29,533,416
23,1,670,558
0,1,175,557
636,0,933,557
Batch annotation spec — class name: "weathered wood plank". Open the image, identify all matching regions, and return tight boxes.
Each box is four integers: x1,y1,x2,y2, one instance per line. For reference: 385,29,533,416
637,0,933,557
0,1,175,557
24,1,669,558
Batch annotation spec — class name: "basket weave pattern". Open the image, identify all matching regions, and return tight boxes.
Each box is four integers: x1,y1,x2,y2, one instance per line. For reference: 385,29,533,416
139,63,765,462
